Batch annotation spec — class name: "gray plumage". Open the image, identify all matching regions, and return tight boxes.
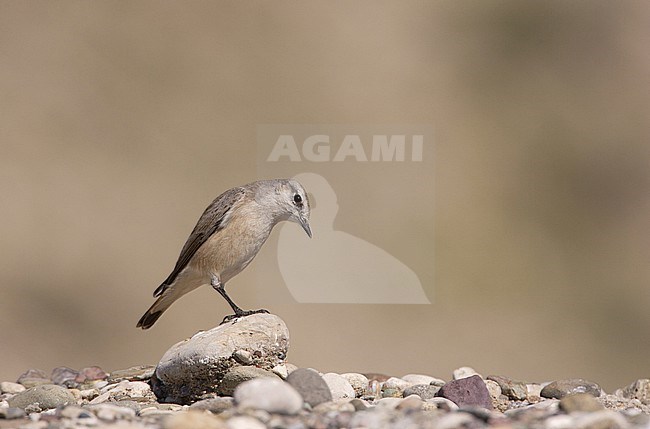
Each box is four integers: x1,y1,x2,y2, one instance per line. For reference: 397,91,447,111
137,179,311,329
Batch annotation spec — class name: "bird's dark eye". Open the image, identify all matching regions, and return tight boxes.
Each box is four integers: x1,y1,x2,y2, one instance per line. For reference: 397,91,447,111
293,194,302,205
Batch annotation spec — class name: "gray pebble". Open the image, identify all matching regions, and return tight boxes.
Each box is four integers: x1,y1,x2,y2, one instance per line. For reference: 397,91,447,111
322,373,355,400
286,368,332,407
559,393,604,413
7,384,75,411
233,350,253,365
0,406,26,419
453,366,480,380
0,382,25,394
108,365,156,383
217,366,279,396
487,375,527,400
341,373,369,397
541,379,602,399
616,379,650,405
401,374,438,385
403,384,440,400
234,378,302,415
190,397,235,414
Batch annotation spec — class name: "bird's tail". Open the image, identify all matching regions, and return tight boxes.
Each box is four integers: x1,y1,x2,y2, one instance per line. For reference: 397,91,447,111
136,289,179,329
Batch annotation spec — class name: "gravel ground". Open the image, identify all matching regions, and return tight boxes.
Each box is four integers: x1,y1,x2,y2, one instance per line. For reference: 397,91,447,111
2,365,649,429
2,315,648,428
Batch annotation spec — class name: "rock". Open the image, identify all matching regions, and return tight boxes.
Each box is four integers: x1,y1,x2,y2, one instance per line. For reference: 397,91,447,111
0,407,26,419
108,365,156,382
225,415,266,429
312,400,356,413
560,393,604,413
16,369,51,388
403,384,440,400
59,405,95,419
383,377,411,392
234,378,302,415
484,379,502,399
487,375,528,400
436,375,492,409
164,410,226,429
7,384,75,411
453,366,480,380
286,368,332,407
232,350,253,365
401,374,439,385
190,397,235,413
527,383,543,399
423,397,459,411
51,367,80,387
87,403,137,421
0,381,26,394
96,380,154,403
617,379,650,405
271,364,288,379
396,395,423,411
76,366,108,383
573,410,628,429
217,366,279,396
152,314,289,404
341,373,369,397
541,379,602,399
322,373,355,400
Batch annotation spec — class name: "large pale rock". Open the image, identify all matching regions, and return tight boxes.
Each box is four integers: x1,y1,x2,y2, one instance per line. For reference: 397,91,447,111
152,314,289,404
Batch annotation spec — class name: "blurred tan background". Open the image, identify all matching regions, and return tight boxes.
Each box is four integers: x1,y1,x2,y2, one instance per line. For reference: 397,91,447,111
1,1,649,392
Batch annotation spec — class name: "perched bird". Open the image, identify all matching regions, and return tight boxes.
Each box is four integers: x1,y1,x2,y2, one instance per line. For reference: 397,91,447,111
137,179,311,329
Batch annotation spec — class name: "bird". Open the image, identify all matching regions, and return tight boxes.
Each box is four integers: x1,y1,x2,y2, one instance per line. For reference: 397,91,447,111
137,178,311,329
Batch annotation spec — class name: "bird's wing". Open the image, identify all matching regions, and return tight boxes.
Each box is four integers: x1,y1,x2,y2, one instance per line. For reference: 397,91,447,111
153,187,247,297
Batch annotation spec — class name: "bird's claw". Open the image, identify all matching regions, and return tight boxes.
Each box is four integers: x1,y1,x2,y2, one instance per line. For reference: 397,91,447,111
220,309,270,325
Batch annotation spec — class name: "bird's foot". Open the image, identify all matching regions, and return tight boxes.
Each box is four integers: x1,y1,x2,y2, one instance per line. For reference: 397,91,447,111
220,308,270,324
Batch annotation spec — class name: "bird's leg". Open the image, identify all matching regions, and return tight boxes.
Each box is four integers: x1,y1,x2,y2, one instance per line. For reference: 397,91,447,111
211,276,269,324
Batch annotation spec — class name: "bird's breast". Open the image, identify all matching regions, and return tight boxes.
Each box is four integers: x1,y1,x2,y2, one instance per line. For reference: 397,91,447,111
191,207,274,283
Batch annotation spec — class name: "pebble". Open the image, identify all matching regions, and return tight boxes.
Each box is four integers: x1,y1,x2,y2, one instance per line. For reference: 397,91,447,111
217,366,279,396
286,368,332,407
0,406,26,419
164,410,226,429
225,415,266,429
401,374,438,385
341,372,369,397
153,314,289,404
453,366,480,380
190,397,235,414
559,393,604,412
16,369,51,388
51,367,79,387
271,364,288,379
617,379,650,405
436,375,493,409
232,350,253,365
402,384,440,400
321,373,355,400
234,378,302,415
108,365,156,382
7,384,75,411
88,403,137,420
541,378,602,399
1,381,26,394
487,375,528,400
423,397,459,411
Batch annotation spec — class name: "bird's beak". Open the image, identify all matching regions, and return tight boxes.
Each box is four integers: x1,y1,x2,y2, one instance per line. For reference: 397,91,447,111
299,216,312,238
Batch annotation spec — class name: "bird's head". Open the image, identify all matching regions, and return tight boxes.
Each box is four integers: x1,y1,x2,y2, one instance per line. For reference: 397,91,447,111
274,179,312,238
